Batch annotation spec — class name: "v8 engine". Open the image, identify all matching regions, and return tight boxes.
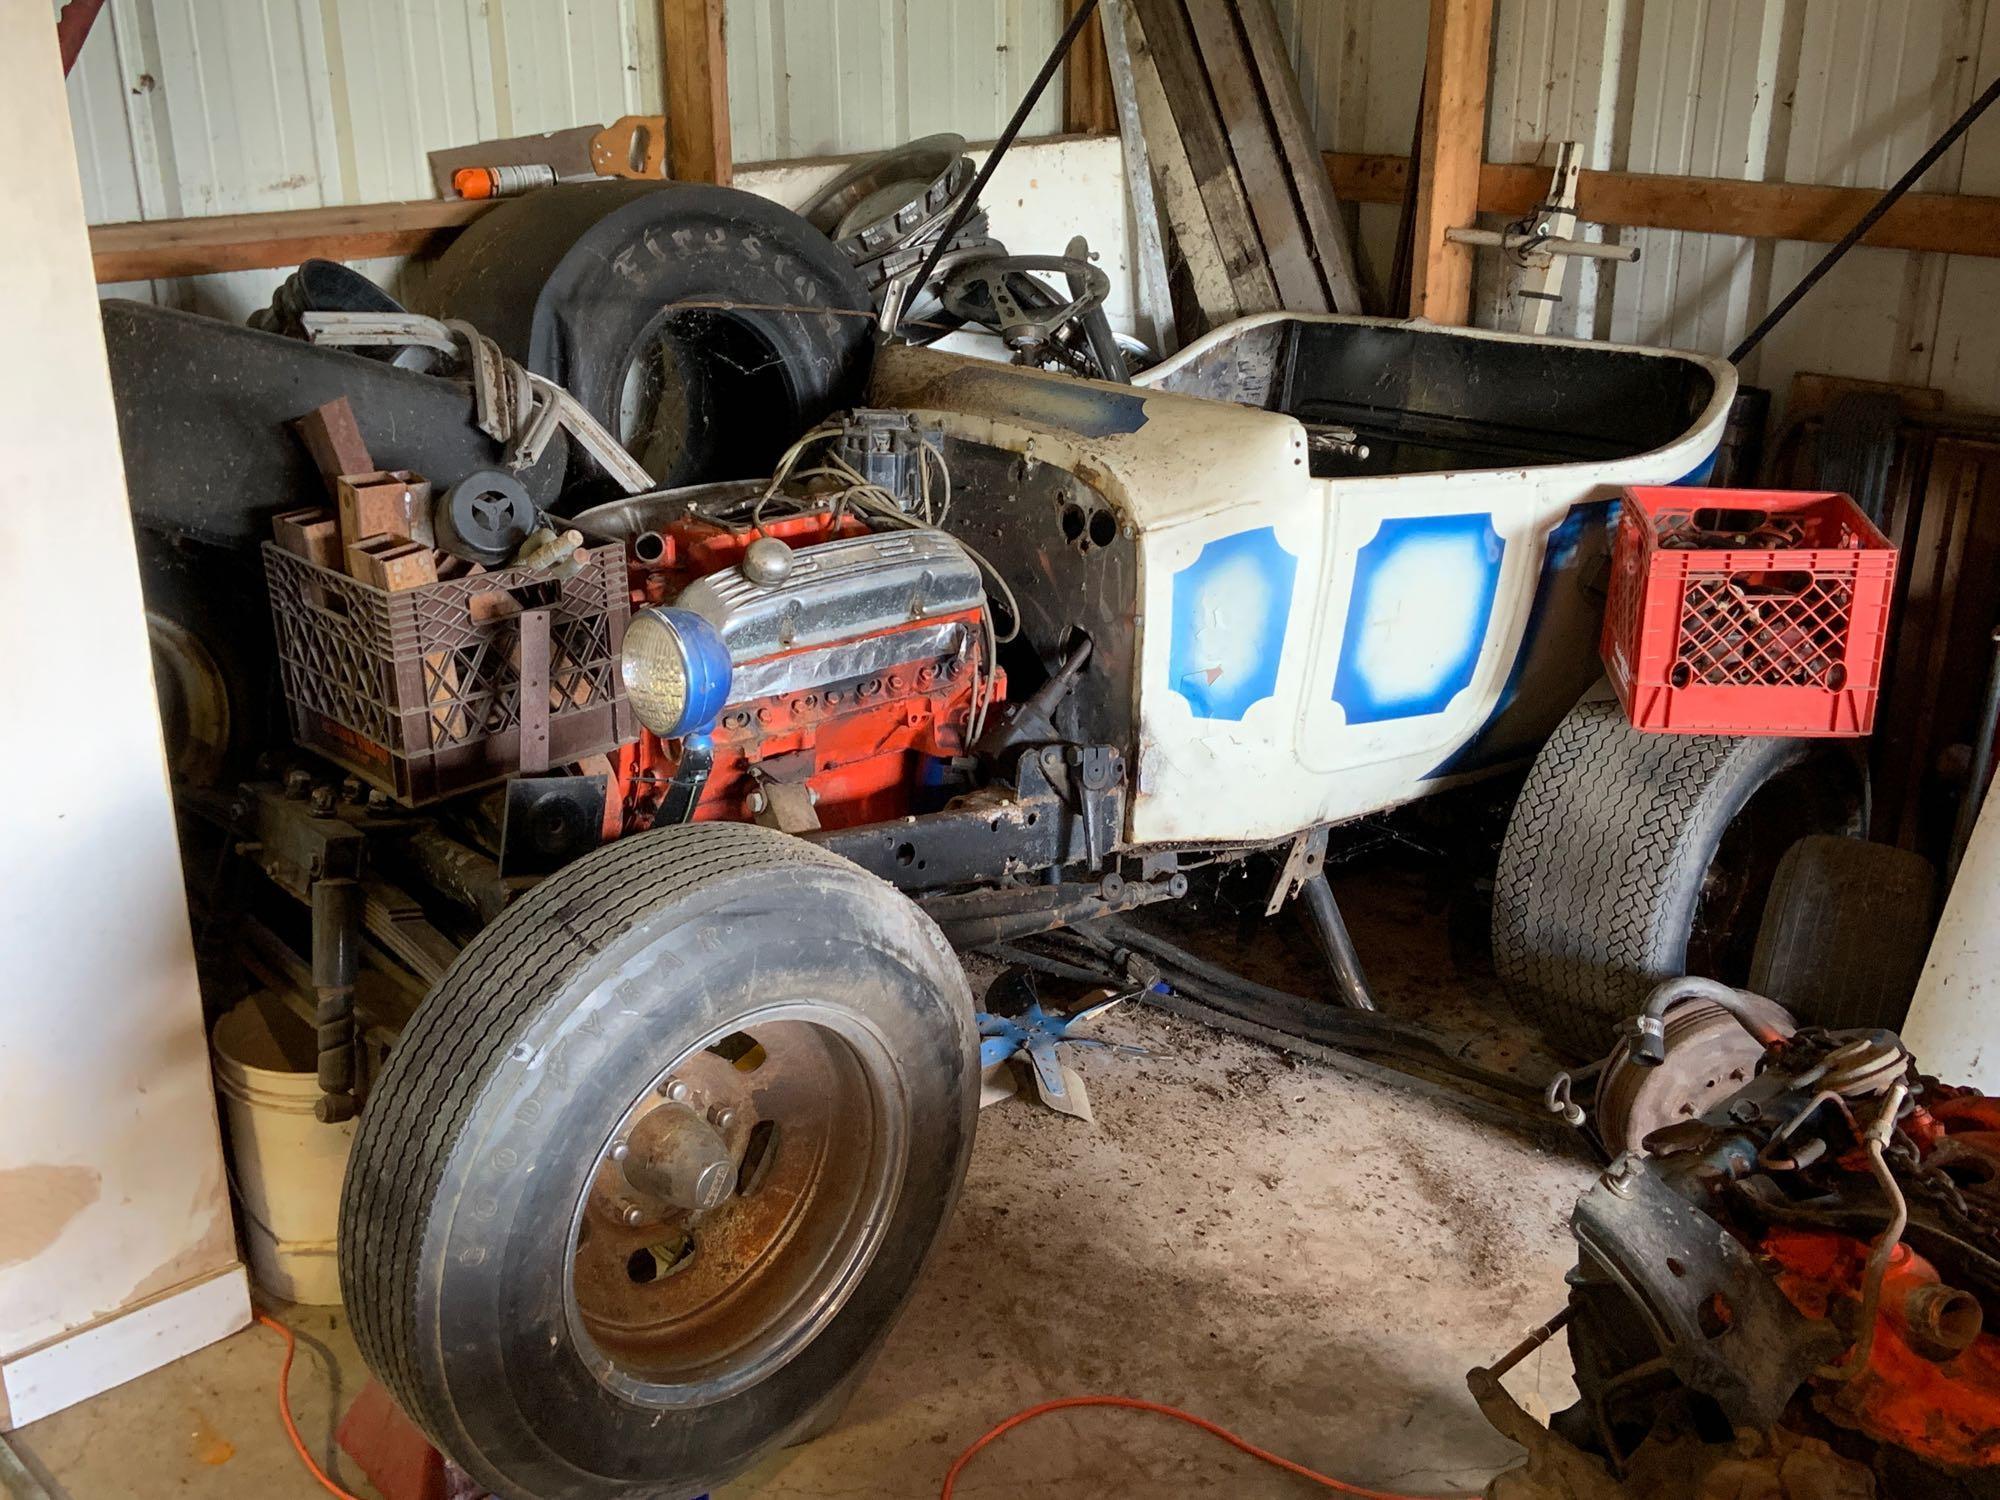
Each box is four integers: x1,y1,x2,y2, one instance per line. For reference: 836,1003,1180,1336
1478,980,2000,1500
590,424,1005,838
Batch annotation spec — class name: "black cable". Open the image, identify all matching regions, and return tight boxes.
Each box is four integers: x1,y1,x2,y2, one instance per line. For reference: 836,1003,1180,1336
890,0,1102,339
1730,73,2000,364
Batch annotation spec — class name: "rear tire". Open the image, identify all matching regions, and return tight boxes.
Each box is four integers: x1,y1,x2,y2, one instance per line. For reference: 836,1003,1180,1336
339,822,975,1500
1492,697,1860,1057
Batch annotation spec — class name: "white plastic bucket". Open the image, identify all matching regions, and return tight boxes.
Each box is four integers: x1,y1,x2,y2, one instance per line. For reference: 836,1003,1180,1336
212,992,354,1305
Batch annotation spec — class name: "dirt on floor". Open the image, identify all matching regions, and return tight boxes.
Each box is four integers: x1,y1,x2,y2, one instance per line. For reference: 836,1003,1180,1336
10,862,1600,1499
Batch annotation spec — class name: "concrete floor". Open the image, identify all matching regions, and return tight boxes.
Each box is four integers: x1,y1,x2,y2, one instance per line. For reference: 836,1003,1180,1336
8,870,1597,1499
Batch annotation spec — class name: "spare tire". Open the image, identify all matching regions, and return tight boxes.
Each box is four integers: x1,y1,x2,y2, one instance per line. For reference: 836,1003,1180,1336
1749,835,1937,1031
421,183,874,495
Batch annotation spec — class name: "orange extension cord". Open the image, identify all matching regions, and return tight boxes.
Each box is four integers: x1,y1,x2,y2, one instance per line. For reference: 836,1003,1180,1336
256,1313,367,1500
260,1313,1461,1500
939,1394,1470,1500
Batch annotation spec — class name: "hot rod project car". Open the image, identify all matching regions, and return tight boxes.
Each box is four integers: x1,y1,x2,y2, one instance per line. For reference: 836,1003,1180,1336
112,187,1866,1500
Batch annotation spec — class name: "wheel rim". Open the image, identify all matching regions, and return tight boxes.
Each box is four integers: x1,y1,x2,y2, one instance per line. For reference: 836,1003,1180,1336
146,611,231,785
563,1002,906,1405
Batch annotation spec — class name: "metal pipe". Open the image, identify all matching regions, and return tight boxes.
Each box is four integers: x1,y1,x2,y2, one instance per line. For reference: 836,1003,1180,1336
1445,227,1639,262
1823,1083,1911,1382
1731,73,2000,364
1480,1305,1577,1383
1299,871,1378,1011
311,876,363,1123
1629,975,1792,1067
404,828,511,924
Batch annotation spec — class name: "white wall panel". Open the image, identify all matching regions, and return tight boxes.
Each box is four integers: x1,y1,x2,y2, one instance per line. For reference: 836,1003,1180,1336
1267,0,1427,305
1749,0,1995,408
726,0,1063,163
1479,0,1632,336
1607,0,1789,354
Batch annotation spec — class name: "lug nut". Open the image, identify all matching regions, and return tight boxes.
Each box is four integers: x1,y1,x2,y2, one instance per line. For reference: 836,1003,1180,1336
661,1078,692,1103
609,1139,631,1163
708,1105,736,1130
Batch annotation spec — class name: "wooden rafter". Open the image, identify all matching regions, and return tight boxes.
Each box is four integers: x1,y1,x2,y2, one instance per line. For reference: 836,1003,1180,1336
86,153,2000,285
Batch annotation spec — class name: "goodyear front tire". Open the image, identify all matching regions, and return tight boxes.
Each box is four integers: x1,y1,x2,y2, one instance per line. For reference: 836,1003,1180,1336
339,823,976,1500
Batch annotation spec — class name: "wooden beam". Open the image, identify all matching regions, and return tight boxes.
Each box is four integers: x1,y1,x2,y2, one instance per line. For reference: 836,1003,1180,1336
1409,0,1494,323
662,0,730,185
82,149,2000,286
90,199,492,283
1063,0,1116,136
1326,153,2000,261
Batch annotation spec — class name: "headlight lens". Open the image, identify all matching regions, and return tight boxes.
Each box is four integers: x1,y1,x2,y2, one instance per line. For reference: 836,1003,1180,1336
621,607,731,737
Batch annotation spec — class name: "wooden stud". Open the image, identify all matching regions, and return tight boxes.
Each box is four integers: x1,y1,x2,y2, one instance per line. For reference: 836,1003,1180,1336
1409,0,1495,323
1121,2,1241,334
662,0,731,185
1063,0,1117,136
1234,0,1366,314
1130,0,1279,310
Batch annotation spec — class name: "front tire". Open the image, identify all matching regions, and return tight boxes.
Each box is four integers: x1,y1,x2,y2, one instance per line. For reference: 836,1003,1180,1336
339,823,975,1500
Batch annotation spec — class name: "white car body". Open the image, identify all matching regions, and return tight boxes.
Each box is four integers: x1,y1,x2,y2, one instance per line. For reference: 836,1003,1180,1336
876,314,1737,847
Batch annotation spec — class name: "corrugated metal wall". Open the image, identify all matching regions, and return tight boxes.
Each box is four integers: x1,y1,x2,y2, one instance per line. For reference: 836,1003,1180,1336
1471,0,1997,414
65,0,1060,313
63,0,2000,411
727,0,1063,161
1265,0,2000,414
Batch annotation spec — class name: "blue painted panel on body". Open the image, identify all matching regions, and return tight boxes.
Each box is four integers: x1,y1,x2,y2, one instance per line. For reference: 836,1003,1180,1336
1424,501,1607,779
1333,513,1505,725
1168,526,1298,721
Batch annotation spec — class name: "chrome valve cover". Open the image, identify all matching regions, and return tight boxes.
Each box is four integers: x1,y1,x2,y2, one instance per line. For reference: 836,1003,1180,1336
675,529,986,704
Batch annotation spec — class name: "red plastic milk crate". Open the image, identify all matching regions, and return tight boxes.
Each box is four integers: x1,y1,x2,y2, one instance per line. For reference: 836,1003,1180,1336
1601,486,1897,736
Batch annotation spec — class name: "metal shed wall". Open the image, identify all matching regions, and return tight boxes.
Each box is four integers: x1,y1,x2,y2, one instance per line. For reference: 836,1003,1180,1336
62,1,2000,413
1268,0,2000,415
63,0,1062,315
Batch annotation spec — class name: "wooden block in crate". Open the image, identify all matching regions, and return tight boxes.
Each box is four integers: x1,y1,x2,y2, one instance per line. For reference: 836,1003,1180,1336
338,469,434,550
291,399,374,500
272,506,341,568
346,535,438,591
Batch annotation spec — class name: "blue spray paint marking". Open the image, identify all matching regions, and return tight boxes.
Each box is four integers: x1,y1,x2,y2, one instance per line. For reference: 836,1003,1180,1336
1424,501,1605,779
1333,513,1505,724
1168,526,1298,721
943,367,1150,436
1672,446,1720,486
1424,441,1720,777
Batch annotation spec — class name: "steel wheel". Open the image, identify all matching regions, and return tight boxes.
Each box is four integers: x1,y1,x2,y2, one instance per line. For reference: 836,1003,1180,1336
567,1008,905,1402
339,822,976,1500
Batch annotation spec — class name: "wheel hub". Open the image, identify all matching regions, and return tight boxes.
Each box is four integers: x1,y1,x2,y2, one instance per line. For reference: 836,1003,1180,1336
565,1013,900,1400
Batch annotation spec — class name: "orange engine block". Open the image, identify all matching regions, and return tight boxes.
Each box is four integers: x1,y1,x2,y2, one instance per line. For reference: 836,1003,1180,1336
611,507,1002,833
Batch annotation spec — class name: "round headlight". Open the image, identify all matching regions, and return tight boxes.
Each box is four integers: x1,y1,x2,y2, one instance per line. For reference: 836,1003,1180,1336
621,606,731,737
